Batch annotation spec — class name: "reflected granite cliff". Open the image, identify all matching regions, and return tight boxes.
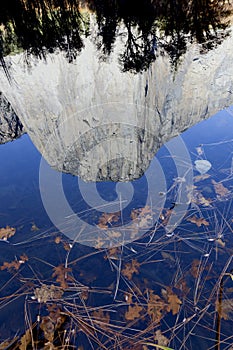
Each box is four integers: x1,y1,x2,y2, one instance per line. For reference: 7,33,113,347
0,1,233,181
0,92,24,144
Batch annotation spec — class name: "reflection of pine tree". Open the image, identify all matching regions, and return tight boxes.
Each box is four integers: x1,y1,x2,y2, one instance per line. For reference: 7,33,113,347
0,0,232,72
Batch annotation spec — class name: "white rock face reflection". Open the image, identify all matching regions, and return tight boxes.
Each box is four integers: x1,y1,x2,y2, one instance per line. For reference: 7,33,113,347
0,25,233,181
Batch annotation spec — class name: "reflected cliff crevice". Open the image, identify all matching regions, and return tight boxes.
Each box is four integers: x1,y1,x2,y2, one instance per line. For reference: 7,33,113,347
0,92,24,144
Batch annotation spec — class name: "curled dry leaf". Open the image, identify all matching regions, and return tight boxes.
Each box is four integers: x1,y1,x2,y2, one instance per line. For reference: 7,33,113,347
34,284,63,303
0,225,16,240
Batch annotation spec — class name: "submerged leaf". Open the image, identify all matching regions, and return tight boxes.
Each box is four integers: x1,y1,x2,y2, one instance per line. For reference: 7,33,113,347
187,215,209,227
212,180,229,198
144,343,174,350
194,174,211,182
154,329,170,346
216,298,233,320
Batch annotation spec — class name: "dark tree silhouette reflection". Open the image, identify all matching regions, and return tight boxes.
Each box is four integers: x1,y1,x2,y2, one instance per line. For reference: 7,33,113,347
0,0,232,72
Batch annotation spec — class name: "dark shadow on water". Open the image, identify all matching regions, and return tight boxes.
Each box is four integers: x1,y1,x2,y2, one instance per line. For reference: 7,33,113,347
0,0,232,72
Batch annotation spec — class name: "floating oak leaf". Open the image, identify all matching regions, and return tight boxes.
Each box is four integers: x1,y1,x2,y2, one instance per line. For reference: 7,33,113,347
147,290,167,323
0,260,21,271
0,226,16,240
19,254,28,263
187,215,209,227
125,303,143,321
104,247,121,260
122,259,140,279
166,290,182,315
94,237,105,249
98,211,120,229
212,180,230,198
52,264,72,289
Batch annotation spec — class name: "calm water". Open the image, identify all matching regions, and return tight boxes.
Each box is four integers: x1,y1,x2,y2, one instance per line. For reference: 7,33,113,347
0,108,233,349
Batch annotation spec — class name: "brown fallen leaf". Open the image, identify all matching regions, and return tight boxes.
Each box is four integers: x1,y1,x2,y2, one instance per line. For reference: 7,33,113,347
190,259,200,278
194,174,210,182
98,212,120,229
187,215,209,227
0,226,16,240
147,291,167,323
52,264,73,289
216,238,225,248
0,260,21,271
166,290,182,315
19,328,32,350
125,303,143,321
92,309,110,324
154,329,169,346
31,223,39,231
40,316,55,342
122,259,140,280
212,180,229,198
216,298,233,320
54,236,61,244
